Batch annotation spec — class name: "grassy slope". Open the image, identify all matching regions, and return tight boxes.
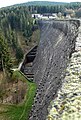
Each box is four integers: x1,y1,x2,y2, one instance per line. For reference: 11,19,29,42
0,71,37,120
0,29,39,119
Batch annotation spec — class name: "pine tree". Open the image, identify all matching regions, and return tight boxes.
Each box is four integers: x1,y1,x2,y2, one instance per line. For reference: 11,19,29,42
0,33,13,77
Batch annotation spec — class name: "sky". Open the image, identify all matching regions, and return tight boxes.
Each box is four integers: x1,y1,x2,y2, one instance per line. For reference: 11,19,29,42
0,0,81,8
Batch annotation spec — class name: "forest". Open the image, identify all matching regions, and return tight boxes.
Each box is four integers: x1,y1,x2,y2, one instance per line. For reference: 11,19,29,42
0,6,39,77
27,2,81,14
12,1,81,15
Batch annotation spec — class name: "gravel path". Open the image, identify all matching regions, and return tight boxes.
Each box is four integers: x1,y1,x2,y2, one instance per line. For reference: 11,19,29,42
47,22,81,120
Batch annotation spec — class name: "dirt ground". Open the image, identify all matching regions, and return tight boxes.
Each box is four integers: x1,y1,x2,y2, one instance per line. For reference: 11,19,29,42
0,79,27,104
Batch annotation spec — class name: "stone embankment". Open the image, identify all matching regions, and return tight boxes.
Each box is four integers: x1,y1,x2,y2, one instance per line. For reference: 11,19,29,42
29,20,80,120
47,21,81,120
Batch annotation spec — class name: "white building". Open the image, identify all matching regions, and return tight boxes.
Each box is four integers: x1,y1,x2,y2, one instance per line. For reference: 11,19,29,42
32,14,42,19
32,13,57,20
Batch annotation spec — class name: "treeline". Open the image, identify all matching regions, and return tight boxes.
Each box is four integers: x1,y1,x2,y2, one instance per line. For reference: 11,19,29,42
26,2,81,14
28,5,65,14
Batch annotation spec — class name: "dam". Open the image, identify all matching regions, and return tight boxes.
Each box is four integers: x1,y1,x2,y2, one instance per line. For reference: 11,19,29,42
20,20,80,120
47,22,81,120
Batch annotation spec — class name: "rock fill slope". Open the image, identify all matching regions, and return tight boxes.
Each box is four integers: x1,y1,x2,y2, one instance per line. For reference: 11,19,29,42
29,20,80,120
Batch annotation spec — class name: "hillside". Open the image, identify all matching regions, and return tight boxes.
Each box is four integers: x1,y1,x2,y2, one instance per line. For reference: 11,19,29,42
11,1,81,15
0,6,39,66
11,1,81,8
0,5,39,120
15,1,66,6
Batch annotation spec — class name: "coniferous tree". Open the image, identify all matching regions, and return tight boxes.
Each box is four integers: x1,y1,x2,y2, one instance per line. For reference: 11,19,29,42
0,33,13,77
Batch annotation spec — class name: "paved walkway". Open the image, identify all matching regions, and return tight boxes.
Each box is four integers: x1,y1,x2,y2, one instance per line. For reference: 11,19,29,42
47,23,81,120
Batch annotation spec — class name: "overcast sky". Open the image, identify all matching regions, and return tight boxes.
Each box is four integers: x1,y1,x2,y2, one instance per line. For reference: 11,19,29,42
0,0,81,8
